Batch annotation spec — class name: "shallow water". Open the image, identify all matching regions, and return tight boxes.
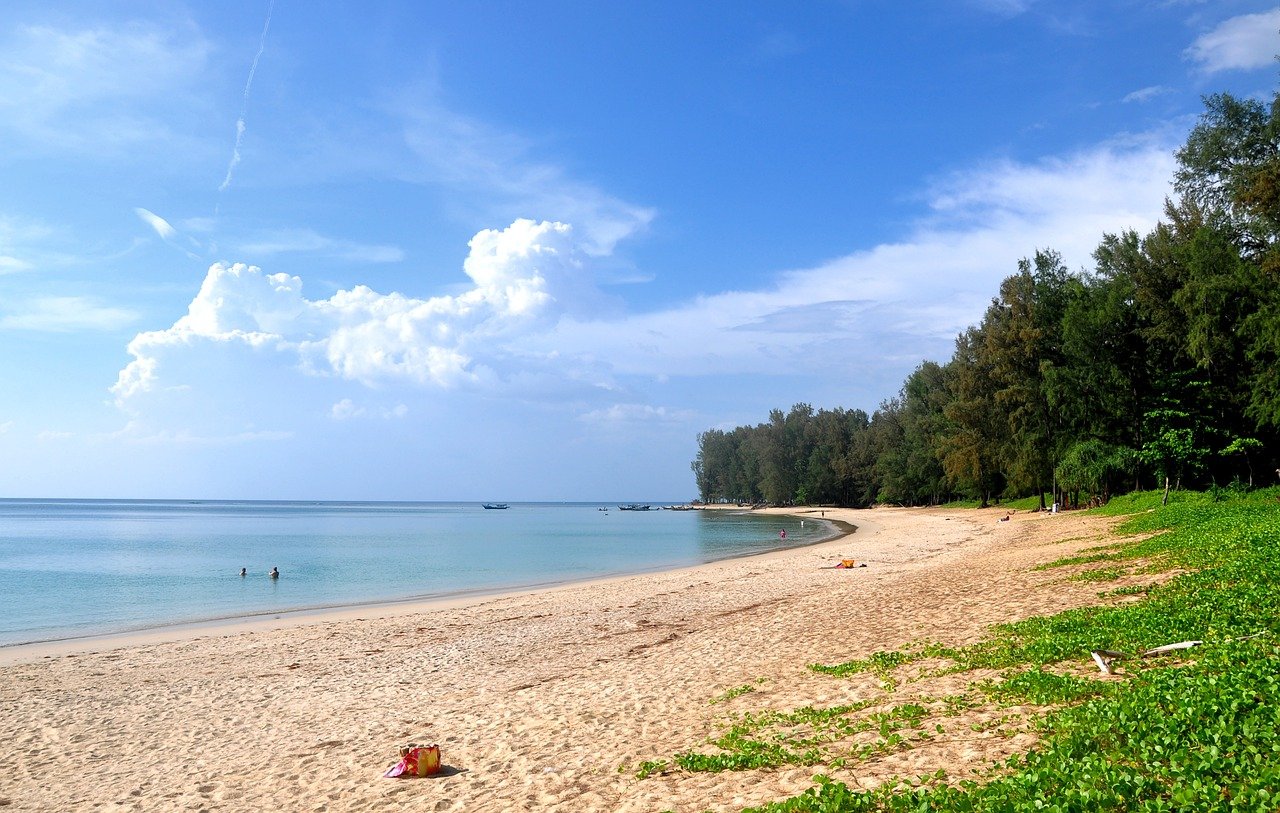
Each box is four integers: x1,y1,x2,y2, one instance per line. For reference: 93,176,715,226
0,500,834,645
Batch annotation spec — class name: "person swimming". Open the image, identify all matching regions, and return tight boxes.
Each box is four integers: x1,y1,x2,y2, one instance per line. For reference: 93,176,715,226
239,567,247,577
269,567,279,579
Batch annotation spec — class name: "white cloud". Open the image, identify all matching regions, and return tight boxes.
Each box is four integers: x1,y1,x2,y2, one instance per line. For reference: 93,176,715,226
0,22,215,154
330,398,362,420
1,296,139,332
236,228,405,263
0,214,54,273
113,218,592,407
580,404,697,425
1185,9,1280,73
134,207,177,240
397,102,655,257
0,256,32,273
1123,85,1173,104
330,399,409,420
537,138,1177,382
111,137,1179,440
218,0,274,194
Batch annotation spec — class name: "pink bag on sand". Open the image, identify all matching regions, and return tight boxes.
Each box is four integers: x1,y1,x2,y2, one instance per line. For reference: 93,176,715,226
384,744,441,778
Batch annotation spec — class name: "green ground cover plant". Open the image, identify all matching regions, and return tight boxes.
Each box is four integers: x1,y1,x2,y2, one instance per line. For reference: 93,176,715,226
738,490,1280,810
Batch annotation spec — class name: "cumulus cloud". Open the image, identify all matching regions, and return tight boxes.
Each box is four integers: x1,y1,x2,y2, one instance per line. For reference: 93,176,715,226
1186,9,1280,74
113,218,591,407
112,137,1179,437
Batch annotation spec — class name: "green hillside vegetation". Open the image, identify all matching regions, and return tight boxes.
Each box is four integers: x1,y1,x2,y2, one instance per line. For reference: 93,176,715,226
692,89,1280,509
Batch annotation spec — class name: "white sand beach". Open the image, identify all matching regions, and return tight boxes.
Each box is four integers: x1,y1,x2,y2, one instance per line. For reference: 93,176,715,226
0,506,1124,812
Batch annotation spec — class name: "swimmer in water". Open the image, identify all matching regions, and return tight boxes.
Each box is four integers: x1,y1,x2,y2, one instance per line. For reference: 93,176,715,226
269,567,279,579
239,567,247,577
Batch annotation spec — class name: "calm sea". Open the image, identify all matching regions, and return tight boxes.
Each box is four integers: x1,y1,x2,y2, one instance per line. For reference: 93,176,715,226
0,500,838,647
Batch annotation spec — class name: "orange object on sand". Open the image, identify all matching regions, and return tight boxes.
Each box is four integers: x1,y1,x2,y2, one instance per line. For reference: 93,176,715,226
384,744,441,778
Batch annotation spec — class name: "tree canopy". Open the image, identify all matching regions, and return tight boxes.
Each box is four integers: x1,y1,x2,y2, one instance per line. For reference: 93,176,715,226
692,88,1280,507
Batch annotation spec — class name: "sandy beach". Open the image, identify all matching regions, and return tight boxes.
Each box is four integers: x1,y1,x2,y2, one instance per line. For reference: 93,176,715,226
0,505,1126,812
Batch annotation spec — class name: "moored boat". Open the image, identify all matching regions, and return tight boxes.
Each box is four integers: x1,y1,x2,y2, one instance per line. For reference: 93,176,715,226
482,503,509,510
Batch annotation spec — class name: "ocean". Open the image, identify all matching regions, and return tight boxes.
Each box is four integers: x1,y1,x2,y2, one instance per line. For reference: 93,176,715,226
0,499,838,647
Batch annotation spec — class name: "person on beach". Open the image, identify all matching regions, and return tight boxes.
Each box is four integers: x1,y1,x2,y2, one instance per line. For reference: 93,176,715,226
269,567,279,579
239,567,247,577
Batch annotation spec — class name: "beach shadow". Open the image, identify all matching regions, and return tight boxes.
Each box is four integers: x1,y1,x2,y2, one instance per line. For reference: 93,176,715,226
410,765,466,779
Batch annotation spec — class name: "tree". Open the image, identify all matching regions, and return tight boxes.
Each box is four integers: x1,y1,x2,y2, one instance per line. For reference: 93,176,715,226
1175,92,1280,268
939,327,1005,507
984,251,1072,508
873,362,951,505
1220,436,1263,487
1054,440,1135,508
1138,407,1210,504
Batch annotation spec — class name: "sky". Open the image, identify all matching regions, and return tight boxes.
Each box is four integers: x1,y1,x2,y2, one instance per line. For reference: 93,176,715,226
0,1,1277,501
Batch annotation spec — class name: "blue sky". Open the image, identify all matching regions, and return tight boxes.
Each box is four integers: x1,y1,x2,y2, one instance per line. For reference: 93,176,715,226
0,1,1277,500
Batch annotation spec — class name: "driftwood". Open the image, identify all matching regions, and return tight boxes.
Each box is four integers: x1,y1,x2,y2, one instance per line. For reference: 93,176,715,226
1088,633,1269,675
1140,640,1203,658
1090,650,1128,675
1089,640,1206,675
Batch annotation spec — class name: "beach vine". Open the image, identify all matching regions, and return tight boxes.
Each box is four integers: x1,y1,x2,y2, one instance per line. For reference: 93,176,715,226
636,489,1280,811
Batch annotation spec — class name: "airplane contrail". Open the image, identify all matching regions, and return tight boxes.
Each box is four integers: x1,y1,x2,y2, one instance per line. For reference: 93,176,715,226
219,0,276,194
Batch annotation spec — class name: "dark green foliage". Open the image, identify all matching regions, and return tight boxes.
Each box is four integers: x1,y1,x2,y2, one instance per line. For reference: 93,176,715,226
1054,439,1134,507
692,87,1280,505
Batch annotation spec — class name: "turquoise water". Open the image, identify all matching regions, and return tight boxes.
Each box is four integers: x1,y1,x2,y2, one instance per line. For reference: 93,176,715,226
0,500,837,646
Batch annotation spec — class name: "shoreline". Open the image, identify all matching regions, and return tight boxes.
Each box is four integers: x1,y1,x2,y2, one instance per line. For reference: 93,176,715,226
1,505,1122,812
0,506,858,666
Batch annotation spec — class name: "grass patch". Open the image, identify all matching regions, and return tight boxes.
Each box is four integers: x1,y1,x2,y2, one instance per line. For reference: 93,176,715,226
744,638,1280,812
1034,550,1122,570
736,489,1280,810
1067,566,1127,583
711,678,767,705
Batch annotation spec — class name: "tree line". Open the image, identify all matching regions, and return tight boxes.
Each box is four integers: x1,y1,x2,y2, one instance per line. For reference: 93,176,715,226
692,89,1280,509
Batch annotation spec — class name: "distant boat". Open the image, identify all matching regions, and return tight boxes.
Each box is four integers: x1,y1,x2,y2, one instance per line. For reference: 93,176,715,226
482,503,509,510
598,507,609,511
617,504,652,511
